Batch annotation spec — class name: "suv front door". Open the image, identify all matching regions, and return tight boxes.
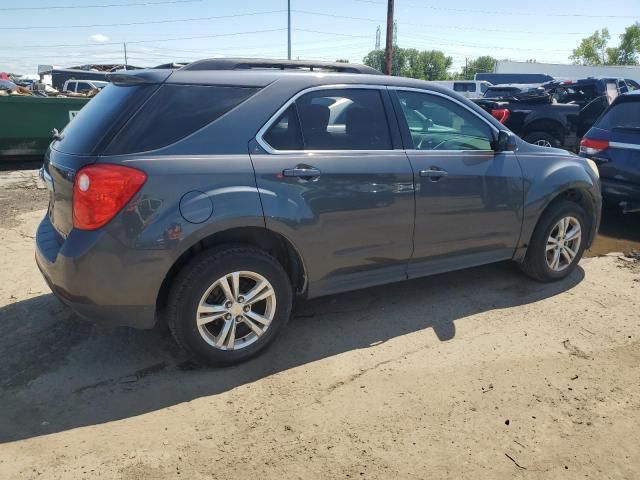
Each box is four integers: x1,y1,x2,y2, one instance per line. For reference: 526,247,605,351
251,86,415,297
391,88,524,277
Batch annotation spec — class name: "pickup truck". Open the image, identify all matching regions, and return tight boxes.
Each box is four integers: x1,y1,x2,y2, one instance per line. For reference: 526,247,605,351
473,77,623,151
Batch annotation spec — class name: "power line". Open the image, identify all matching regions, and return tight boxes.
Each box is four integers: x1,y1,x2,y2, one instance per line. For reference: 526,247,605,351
0,0,201,11
0,9,286,30
293,9,624,36
354,0,640,18
3,28,288,49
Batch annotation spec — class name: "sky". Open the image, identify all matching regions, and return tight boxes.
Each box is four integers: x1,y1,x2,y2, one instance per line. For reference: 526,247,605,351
1,0,639,75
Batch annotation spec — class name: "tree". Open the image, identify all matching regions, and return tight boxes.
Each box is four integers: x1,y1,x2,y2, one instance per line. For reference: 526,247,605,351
418,50,452,80
570,28,618,65
463,56,496,80
363,47,451,79
615,22,640,65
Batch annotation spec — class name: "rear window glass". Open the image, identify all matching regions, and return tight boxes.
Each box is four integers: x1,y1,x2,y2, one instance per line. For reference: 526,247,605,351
106,84,259,154
54,83,155,155
598,100,640,129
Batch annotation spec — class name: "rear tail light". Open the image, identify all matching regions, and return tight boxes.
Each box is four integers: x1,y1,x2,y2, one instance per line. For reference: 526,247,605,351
73,164,146,230
491,108,510,124
580,137,609,155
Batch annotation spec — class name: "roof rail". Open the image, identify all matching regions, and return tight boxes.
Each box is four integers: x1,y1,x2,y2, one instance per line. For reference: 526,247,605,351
180,58,382,75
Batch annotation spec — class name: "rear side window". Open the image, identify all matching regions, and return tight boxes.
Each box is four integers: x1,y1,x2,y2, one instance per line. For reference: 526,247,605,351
262,88,392,151
262,105,304,150
106,84,259,155
453,83,476,93
54,83,156,155
597,100,640,129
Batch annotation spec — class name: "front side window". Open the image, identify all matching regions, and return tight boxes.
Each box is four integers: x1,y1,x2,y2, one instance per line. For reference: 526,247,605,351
262,88,392,151
396,90,493,151
77,82,93,92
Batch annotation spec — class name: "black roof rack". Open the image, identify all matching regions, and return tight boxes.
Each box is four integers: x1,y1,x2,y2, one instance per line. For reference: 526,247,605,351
180,58,382,75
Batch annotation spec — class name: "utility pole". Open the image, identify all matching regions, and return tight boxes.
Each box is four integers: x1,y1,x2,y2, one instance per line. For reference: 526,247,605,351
287,0,291,60
384,0,394,75
123,42,128,70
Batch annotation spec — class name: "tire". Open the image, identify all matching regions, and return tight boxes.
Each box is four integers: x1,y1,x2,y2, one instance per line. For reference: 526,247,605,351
523,131,561,148
519,200,588,282
167,246,293,366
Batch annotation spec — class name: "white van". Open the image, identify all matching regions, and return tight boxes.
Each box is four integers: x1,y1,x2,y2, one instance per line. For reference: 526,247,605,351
431,80,491,99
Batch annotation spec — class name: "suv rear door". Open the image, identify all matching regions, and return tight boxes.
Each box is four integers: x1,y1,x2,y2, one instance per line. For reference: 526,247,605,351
251,86,415,297
390,88,524,277
592,97,640,189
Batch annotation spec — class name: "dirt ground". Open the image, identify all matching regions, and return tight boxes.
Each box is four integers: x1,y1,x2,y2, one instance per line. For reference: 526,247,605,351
1,164,639,479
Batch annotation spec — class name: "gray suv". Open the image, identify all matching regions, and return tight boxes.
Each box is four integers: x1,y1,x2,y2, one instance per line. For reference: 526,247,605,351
36,59,601,365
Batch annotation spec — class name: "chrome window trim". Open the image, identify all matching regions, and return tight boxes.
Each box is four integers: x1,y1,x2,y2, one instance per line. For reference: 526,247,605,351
255,84,394,155
255,83,504,155
610,141,640,151
388,85,501,137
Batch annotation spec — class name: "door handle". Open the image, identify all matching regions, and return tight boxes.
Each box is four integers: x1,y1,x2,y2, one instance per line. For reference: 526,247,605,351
282,166,321,179
419,168,448,179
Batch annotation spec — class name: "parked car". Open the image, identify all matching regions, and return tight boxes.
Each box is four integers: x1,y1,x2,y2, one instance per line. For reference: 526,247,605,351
473,96,582,149
580,91,640,213
475,72,554,84
483,84,545,99
36,59,601,365
430,80,491,99
63,79,109,93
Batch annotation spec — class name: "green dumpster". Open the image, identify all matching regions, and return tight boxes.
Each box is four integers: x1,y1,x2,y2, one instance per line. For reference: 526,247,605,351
0,95,90,159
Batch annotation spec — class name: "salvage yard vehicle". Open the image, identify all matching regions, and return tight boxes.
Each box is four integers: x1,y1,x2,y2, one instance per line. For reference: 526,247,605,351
430,80,491,99
474,95,582,150
36,59,601,366
62,79,109,93
580,90,640,213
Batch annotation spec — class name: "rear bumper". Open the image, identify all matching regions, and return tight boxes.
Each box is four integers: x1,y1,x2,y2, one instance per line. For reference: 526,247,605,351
601,178,640,212
35,215,167,329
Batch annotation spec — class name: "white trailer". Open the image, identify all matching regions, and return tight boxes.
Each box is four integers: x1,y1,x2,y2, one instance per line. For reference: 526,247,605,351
495,60,640,83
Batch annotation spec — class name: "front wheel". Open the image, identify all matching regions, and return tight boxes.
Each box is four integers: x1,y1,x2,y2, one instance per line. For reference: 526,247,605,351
167,246,293,366
524,131,561,148
520,200,588,282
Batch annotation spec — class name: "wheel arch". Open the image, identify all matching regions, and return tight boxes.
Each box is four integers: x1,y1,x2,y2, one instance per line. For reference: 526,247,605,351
522,119,566,142
515,177,599,262
156,226,308,318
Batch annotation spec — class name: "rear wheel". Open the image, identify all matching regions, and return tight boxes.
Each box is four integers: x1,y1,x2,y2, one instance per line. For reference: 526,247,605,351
520,200,587,282
524,131,561,148
167,246,293,366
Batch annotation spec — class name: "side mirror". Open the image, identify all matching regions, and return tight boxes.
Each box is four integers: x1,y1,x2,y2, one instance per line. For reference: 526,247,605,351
494,130,518,152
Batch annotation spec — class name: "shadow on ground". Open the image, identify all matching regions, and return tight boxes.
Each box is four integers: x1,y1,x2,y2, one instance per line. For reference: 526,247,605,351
0,261,584,443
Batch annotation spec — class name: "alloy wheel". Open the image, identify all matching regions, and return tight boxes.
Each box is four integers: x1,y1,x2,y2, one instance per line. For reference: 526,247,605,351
196,271,276,350
533,139,553,148
545,216,582,272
